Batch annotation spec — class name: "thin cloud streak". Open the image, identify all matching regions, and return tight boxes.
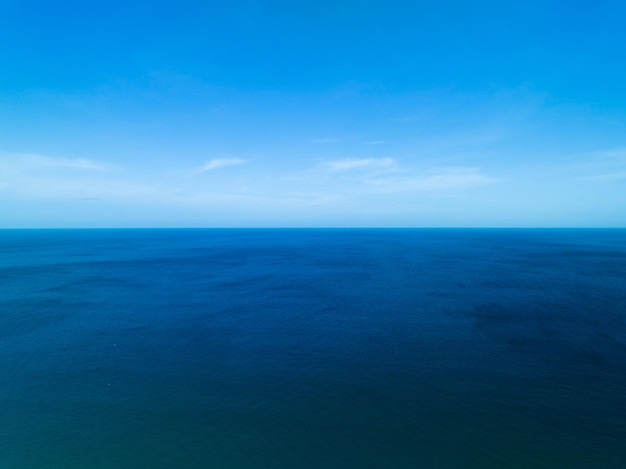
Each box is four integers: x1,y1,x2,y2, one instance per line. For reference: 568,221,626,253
367,168,498,192
326,157,396,171
197,158,246,173
0,153,110,172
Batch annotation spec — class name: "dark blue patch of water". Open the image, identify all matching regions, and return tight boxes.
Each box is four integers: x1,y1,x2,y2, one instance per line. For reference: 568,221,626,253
1,229,626,468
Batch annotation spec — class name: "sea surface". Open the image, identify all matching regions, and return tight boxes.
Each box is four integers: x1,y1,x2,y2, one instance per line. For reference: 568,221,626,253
1,229,626,468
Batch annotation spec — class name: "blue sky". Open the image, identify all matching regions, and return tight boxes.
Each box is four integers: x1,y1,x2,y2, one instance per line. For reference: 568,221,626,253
1,0,625,227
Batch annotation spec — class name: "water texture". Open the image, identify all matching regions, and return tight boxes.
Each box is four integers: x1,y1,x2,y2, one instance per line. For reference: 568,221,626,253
1,229,626,468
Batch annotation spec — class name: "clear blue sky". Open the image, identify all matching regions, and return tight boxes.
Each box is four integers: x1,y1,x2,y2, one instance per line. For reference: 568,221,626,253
1,0,625,227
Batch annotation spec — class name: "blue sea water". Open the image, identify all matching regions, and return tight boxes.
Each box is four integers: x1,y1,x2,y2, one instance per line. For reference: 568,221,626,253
1,228,626,468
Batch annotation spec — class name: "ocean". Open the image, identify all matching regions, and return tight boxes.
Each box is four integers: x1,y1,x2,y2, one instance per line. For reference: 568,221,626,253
1,229,626,468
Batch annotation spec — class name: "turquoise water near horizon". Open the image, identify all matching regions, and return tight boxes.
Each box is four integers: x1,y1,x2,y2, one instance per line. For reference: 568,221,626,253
1,229,626,468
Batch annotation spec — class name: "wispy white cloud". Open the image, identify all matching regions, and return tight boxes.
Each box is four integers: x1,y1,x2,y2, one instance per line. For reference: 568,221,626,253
367,168,498,192
0,158,146,200
197,157,246,173
0,153,109,173
0,152,116,201
326,157,396,171
557,147,626,182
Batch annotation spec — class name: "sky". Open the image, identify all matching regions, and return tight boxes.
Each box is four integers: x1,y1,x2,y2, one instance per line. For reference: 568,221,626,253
1,0,626,227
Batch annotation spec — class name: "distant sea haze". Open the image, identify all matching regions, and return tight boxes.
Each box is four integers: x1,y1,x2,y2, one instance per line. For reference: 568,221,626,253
1,229,626,468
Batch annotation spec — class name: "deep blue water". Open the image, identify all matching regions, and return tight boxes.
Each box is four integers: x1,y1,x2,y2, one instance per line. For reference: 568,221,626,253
1,229,626,468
